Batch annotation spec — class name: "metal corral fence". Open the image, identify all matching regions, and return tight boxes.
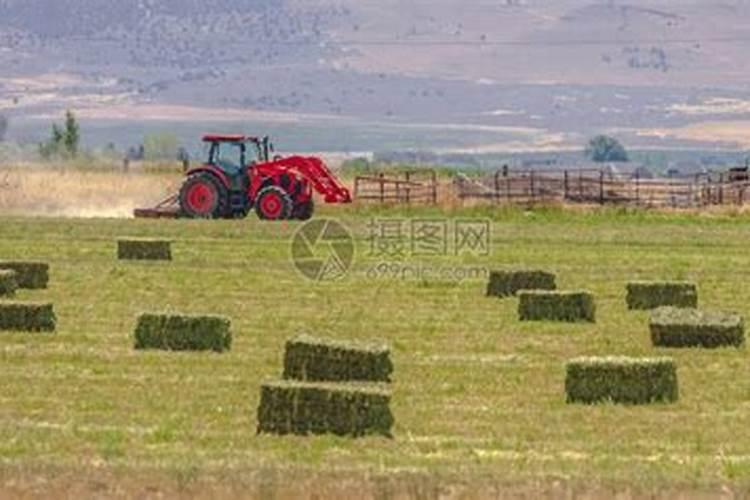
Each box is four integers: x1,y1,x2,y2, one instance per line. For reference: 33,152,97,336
354,169,438,204
454,168,750,208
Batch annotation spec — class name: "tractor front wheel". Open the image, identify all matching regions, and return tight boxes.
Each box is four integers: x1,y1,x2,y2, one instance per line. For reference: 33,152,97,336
255,186,293,220
179,174,229,219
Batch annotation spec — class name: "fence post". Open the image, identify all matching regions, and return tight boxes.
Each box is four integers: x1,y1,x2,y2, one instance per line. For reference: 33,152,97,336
431,170,437,205
379,173,385,204
405,171,411,204
563,170,569,200
530,170,536,205
719,173,724,205
494,170,501,205
635,170,640,206
599,170,605,205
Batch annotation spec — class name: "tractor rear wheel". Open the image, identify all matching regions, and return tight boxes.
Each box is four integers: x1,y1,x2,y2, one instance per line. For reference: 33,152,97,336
255,186,293,220
292,199,315,220
179,174,229,219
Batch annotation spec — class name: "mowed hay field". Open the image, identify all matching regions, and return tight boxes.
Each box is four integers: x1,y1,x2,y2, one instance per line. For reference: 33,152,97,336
3,207,750,497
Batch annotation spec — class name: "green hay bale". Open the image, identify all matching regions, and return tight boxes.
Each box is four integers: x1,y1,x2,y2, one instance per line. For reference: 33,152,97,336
0,270,17,297
117,239,172,261
486,270,556,298
518,290,595,323
0,261,49,289
283,334,393,383
626,281,698,310
566,356,678,405
134,314,231,352
0,301,56,332
257,380,393,438
650,307,744,348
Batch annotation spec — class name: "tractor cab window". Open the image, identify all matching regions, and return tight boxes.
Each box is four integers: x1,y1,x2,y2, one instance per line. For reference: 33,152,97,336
246,143,262,165
209,142,245,173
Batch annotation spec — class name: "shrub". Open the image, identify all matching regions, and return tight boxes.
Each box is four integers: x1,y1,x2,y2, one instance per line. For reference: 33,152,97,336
626,281,697,310
650,307,744,348
283,334,393,383
0,270,17,297
0,261,49,289
518,290,595,322
134,314,231,352
0,301,56,332
566,356,678,405
118,239,172,261
257,380,393,438
486,270,556,298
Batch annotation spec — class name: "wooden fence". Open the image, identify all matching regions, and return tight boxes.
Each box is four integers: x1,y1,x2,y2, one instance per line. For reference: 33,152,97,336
454,168,750,208
352,167,750,208
354,170,438,204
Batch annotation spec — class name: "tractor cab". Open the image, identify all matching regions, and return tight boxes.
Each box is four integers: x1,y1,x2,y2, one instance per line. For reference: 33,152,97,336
202,134,276,192
204,135,274,171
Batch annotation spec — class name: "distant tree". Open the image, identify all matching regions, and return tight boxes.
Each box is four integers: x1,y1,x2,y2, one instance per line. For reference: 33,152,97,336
0,115,8,142
63,110,80,157
585,135,629,163
143,132,179,160
39,110,81,159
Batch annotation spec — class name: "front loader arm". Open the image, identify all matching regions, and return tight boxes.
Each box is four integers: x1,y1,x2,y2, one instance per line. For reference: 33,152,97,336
270,156,352,203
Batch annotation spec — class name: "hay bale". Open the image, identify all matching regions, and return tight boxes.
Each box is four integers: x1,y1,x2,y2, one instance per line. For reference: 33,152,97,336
486,270,556,298
626,281,697,310
0,301,56,332
0,261,49,289
650,306,744,348
518,290,595,323
257,380,393,438
117,239,172,261
0,270,17,297
283,334,393,383
566,356,678,405
134,313,231,352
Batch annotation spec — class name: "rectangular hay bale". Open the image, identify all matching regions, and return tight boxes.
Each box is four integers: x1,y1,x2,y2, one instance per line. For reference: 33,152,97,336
0,270,17,297
518,290,595,322
134,313,231,352
283,334,393,383
257,380,393,438
0,261,49,289
486,269,556,298
650,306,744,348
626,281,697,310
565,356,678,405
118,239,172,261
0,301,56,332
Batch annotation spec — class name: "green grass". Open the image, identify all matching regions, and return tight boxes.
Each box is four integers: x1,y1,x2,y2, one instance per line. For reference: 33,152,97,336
2,206,750,492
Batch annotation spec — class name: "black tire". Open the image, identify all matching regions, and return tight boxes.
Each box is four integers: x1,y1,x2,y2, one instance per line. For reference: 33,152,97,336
179,174,229,219
255,186,293,220
292,199,315,220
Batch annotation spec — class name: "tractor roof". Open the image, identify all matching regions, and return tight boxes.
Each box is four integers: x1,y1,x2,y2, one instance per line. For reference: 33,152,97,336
202,134,260,143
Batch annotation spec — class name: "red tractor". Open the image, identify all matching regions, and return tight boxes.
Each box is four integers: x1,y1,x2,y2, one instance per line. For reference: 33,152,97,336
135,134,351,220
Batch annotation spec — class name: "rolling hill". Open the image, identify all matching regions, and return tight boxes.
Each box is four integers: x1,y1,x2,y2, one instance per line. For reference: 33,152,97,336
2,0,750,153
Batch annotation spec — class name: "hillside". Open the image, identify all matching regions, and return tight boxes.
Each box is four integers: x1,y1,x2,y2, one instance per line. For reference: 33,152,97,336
2,1,750,153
